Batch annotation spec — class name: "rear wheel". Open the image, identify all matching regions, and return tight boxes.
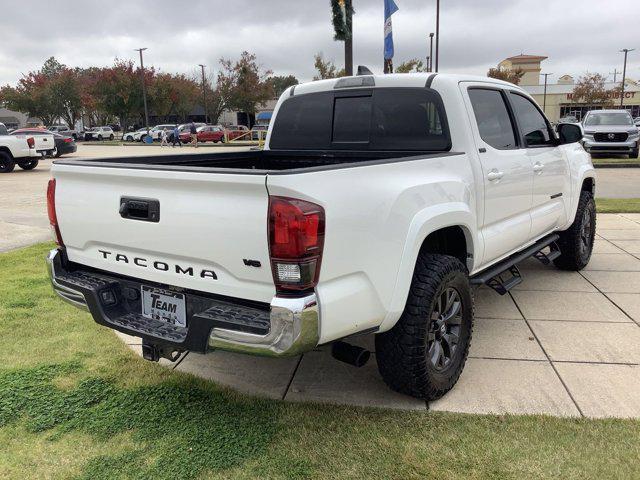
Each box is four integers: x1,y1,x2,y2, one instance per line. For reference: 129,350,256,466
553,190,596,271
376,254,473,400
17,159,39,170
0,152,16,173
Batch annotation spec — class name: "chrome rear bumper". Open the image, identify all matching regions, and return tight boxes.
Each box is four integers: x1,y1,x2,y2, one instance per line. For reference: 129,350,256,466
46,248,319,357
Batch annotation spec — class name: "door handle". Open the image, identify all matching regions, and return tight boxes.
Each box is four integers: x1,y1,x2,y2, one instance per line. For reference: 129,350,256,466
533,162,544,174
487,170,504,181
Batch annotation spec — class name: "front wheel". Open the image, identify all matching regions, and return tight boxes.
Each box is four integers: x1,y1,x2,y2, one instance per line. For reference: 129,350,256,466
109,134,114,140
376,254,474,400
18,159,39,170
0,152,16,173
553,190,596,271
630,148,639,159
97,135,103,141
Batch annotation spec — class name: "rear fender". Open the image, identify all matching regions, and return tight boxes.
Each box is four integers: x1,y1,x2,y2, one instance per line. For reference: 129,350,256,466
378,203,476,332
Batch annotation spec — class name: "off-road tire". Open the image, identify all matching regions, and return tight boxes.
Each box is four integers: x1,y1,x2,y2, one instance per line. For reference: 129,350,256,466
0,151,16,173
376,254,474,400
553,190,596,271
18,159,39,170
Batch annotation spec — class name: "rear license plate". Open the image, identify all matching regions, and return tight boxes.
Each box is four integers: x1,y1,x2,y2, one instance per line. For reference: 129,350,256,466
141,286,187,327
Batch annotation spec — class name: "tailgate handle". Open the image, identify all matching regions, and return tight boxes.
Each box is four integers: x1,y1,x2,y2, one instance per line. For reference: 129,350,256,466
119,197,160,223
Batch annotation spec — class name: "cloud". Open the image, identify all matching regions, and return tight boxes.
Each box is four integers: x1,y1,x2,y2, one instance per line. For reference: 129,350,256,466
0,0,638,86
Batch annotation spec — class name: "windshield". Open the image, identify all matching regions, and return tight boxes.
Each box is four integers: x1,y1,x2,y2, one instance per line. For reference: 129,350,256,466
584,112,633,126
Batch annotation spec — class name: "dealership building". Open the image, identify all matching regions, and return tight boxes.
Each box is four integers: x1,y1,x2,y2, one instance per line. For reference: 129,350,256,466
498,54,640,122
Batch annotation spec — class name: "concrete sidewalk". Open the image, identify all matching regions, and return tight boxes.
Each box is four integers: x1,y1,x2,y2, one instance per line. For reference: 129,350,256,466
119,213,640,419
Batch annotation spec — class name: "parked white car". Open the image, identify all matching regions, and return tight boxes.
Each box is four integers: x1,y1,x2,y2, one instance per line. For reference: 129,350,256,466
148,124,177,141
123,128,149,142
46,73,595,400
85,126,115,141
0,122,45,173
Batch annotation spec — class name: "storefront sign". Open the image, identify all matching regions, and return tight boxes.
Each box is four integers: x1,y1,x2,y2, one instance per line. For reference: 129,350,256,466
566,91,636,101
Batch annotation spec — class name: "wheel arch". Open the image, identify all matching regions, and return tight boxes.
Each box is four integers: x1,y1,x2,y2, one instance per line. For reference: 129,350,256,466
378,204,477,333
0,146,15,159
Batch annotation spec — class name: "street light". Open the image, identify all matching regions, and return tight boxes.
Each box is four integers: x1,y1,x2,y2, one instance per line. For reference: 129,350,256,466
428,32,434,72
540,72,553,113
134,48,150,131
198,64,208,124
619,48,635,108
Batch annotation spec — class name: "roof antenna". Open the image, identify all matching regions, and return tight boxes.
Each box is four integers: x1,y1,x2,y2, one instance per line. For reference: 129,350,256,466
357,65,374,76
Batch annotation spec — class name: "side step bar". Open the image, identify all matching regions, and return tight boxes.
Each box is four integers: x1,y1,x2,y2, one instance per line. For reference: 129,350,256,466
471,234,560,295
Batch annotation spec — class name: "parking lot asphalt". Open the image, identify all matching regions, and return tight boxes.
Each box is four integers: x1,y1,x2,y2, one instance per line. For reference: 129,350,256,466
594,168,640,198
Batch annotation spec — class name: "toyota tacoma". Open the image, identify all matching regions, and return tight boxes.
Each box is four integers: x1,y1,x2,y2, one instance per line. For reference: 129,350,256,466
46,73,595,400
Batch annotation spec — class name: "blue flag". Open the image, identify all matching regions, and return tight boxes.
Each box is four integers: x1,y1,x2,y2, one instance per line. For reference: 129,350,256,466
384,0,399,60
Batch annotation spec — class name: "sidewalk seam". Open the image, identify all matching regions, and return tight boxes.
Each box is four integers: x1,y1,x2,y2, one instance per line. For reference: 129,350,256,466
508,291,585,417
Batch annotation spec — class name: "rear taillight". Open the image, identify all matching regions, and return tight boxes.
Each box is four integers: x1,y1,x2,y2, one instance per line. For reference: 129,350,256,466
46,179,64,246
268,196,325,294
64,137,73,143
27,137,35,149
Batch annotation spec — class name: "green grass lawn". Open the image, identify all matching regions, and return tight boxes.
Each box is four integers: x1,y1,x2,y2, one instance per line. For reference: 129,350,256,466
597,198,640,213
1,244,639,479
591,156,639,165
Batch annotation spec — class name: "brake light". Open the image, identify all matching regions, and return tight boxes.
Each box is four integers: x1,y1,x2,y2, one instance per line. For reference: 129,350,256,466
268,196,325,293
64,137,73,143
46,179,64,246
27,137,35,148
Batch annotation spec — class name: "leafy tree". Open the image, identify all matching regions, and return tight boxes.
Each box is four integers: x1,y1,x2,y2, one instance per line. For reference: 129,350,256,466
487,67,525,85
219,51,273,115
395,59,428,73
269,75,299,97
571,72,614,106
313,53,345,80
91,59,149,129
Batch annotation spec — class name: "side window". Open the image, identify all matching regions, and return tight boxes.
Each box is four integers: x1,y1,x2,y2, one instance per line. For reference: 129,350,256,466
468,88,517,150
509,93,555,147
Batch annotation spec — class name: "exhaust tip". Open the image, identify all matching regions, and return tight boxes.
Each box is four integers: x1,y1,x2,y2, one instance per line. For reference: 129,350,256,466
331,341,371,368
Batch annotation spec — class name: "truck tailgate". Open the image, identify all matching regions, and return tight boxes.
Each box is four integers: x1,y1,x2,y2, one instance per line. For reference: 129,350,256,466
53,164,275,303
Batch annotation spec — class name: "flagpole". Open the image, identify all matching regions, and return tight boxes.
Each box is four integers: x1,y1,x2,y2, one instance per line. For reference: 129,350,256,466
435,0,440,72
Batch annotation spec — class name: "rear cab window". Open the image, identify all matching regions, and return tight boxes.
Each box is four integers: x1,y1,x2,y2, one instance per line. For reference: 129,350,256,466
269,88,451,152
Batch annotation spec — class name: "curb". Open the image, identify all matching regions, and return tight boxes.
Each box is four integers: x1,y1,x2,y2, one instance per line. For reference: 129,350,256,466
594,163,640,169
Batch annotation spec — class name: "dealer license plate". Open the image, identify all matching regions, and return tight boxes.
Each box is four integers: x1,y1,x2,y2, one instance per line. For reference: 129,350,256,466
141,286,187,327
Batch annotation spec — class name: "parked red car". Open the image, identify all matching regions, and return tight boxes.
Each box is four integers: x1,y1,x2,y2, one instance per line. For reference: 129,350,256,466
178,125,225,143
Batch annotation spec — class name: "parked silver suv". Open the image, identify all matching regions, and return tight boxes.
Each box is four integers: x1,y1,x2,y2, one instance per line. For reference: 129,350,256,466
582,109,639,158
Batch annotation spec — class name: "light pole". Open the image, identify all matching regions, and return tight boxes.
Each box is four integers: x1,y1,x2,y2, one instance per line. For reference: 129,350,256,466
198,64,208,124
428,32,434,72
619,48,634,108
434,0,440,72
134,48,150,131
540,72,552,113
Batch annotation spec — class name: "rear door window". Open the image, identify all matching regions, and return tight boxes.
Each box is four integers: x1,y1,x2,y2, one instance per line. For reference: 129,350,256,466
508,93,555,147
468,88,517,150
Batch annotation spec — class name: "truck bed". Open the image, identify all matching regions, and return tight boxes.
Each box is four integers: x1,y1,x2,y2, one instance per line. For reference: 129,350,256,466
56,149,459,174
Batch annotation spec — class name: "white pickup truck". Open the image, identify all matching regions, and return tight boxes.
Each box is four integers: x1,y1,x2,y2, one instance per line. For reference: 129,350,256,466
0,122,48,173
46,73,595,400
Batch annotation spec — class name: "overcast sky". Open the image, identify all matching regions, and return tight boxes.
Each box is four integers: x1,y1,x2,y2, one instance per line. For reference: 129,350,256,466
1,0,638,87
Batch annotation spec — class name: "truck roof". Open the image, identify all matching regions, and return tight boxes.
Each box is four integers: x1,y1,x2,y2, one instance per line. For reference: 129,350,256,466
290,72,519,97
